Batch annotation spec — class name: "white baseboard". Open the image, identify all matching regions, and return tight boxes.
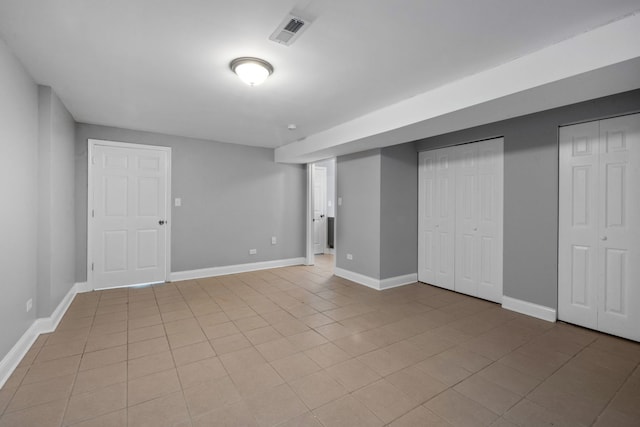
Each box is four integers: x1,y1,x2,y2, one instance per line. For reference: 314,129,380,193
334,268,417,291
379,273,418,290
502,296,557,322
169,257,306,282
0,281,90,389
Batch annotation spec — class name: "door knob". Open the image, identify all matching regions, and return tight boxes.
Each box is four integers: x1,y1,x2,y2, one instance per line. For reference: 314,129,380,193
159,220,166,225
601,236,607,241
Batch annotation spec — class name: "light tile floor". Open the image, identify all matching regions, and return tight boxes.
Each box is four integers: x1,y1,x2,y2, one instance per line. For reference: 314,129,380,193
1,255,639,426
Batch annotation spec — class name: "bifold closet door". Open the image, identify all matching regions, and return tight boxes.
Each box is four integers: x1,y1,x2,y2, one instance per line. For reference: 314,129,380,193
418,138,503,303
455,139,504,303
559,113,640,341
418,147,455,290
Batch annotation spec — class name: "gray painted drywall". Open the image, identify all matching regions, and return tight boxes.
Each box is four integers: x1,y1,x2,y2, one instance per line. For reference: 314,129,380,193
380,143,417,280
416,89,640,309
0,38,39,360
336,150,381,279
75,124,306,282
37,86,76,317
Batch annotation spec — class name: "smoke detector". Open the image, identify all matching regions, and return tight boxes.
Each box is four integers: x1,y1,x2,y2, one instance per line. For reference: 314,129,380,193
269,14,311,46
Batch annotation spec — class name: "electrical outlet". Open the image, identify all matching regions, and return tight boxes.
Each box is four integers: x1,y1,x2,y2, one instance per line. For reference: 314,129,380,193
174,198,182,207
249,249,257,255
26,298,33,312
271,236,277,245
346,253,353,260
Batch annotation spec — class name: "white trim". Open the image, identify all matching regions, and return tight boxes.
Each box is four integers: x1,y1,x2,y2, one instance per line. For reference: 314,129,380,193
87,139,172,288
334,267,380,290
75,281,93,293
0,321,41,389
334,268,416,291
305,164,315,266
0,281,91,389
502,296,557,323
169,258,305,282
379,273,418,290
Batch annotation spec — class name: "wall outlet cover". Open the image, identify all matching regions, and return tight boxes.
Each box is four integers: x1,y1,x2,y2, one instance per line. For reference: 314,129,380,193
249,249,257,255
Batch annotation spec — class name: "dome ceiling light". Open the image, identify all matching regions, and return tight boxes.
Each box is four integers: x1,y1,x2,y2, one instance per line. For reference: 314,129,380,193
230,57,273,86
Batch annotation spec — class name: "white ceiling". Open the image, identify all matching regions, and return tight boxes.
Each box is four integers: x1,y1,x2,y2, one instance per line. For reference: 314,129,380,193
1,0,640,156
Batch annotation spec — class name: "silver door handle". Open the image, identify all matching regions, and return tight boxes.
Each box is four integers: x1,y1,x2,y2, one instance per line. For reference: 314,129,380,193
159,220,166,225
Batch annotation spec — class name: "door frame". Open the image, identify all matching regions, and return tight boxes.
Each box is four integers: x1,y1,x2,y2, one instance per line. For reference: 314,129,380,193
87,139,172,289
312,165,328,255
306,160,337,267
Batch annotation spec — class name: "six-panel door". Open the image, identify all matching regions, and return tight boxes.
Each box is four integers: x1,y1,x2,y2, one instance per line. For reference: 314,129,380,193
559,113,639,341
91,143,169,289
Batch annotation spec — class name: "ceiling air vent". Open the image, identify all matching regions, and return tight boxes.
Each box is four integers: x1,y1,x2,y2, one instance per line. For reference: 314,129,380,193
269,15,310,46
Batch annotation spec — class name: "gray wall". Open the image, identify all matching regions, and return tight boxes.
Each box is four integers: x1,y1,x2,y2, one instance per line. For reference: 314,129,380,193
0,38,39,360
416,89,640,309
380,143,417,280
75,124,306,281
37,86,76,317
336,150,382,279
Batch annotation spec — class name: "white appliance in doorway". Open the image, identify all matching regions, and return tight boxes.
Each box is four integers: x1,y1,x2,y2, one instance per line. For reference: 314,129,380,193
88,140,171,289
558,113,640,341
418,137,504,303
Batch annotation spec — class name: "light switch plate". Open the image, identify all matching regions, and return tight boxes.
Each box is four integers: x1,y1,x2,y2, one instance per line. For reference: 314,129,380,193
175,198,182,207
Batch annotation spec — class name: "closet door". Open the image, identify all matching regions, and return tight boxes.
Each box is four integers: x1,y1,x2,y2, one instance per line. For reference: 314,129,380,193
559,113,639,341
558,122,600,329
596,114,640,341
418,147,456,290
476,138,504,302
455,138,503,303
455,143,479,296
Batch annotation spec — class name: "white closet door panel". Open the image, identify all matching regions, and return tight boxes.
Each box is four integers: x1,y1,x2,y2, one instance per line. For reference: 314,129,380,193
455,143,479,297
418,148,455,290
419,150,438,285
558,121,599,329
597,114,640,341
476,138,504,303
435,150,456,289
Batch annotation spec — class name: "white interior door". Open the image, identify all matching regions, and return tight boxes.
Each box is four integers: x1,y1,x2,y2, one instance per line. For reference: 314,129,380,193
596,114,640,341
559,122,600,329
418,147,456,290
312,166,327,255
559,113,639,341
89,141,170,289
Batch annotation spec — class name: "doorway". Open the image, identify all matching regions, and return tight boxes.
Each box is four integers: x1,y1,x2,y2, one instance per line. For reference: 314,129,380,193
88,139,172,290
306,159,336,267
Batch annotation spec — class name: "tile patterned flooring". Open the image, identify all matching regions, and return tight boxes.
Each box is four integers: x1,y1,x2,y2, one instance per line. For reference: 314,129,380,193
1,255,639,426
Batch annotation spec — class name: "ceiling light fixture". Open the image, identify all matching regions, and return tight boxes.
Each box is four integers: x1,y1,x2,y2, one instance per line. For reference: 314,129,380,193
230,57,273,86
